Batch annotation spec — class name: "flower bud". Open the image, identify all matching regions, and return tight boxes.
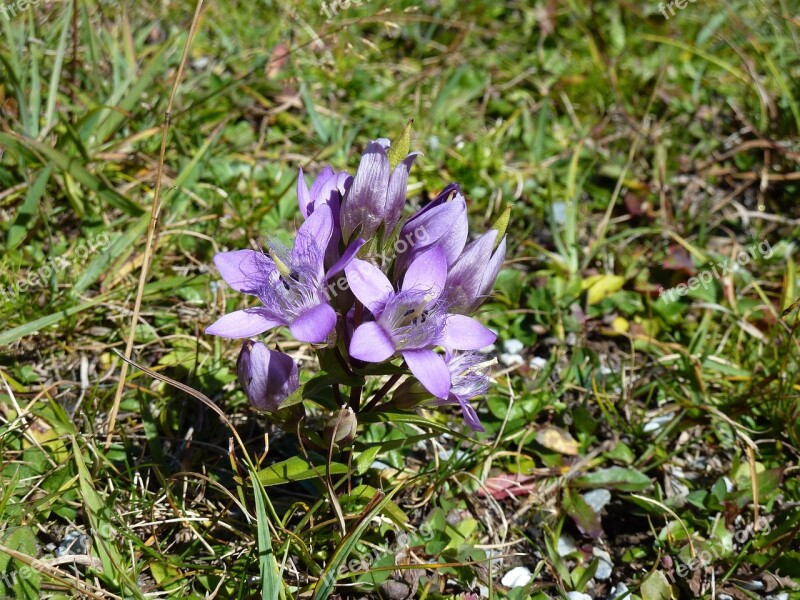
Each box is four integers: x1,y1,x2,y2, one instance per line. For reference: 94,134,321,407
323,406,358,448
390,378,432,410
237,341,300,412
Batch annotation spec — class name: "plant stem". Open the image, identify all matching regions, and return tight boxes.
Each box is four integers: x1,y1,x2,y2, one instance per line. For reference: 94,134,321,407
362,373,403,413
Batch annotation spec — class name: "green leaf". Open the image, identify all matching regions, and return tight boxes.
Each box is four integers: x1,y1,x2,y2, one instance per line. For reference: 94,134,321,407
250,466,283,600
256,456,349,486
387,119,412,170
0,133,142,215
563,488,602,538
573,467,652,492
640,569,676,600
0,526,40,598
313,487,401,600
7,164,51,250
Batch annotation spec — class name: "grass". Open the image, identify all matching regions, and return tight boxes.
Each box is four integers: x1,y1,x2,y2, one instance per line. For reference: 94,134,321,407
1,0,800,598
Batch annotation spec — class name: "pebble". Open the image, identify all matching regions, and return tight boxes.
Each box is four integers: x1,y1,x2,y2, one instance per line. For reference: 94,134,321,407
529,356,548,369
557,533,578,557
501,566,532,588
503,339,525,354
582,489,612,513
592,547,613,580
566,593,592,600
608,583,628,599
499,353,524,367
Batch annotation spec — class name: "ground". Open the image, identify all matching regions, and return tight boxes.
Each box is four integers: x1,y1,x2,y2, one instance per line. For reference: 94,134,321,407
0,0,799,598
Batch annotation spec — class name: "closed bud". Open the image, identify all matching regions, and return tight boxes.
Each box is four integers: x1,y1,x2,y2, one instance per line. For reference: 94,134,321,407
324,406,358,447
237,341,300,412
390,378,432,410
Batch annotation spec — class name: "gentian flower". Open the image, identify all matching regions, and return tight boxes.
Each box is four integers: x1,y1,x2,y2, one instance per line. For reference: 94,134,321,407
297,166,352,266
297,165,351,220
446,229,507,314
340,139,418,242
345,246,496,399
237,340,300,412
393,183,468,275
436,351,491,432
206,204,340,343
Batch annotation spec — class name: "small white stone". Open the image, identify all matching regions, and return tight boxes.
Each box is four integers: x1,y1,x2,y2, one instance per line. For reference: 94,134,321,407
566,592,591,600
643,414,673,433
557,533,578,557
717,595,733,600
592,547,613,580
529,356,548,369
499,353,524,367
479,343,496,354
609,583,628,599
500,566,532,588
551,202,567,225
582,489,612,513
503,339,525,354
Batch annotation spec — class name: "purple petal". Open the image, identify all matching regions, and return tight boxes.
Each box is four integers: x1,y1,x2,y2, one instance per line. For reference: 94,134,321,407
350,322,395,362
293,203,333,269
384,152,419,233
288,303,337,343
397,194,468,271
442,315,496,350
206,309,282,338
402,245,447,295
402,348,450,399
454,395,485,432
344,258,393,314
341,140,390,240
477,235,506,301
309,165,336,201
245,343,299,412
325,238,366,281
213,250,274,295
297,167,313,218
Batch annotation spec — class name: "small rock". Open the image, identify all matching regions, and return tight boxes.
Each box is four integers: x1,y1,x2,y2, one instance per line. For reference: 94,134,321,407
503,339,524,354
57,531,88,557
566,592,592,600
582,489,612,513
592,547,613,581
479,343,496,354
643,415,673,433
551,202,567,225
608,583,629,599
717,595,733,600
529,356,547,369
499,353,524,367
557,533,578,557
500,566,532,588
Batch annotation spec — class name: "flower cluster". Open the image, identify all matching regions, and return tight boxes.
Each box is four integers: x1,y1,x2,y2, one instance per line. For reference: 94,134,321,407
207,128,507,433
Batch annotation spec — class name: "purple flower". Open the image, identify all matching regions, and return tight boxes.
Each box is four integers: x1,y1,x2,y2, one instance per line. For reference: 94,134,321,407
206,204,339,343
340,139,419,242
297,166,352,267
237,340,299,412
297,165,351,220
446,230,507,314
394,184,468,275
345,246,496,399
436,351,491,432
